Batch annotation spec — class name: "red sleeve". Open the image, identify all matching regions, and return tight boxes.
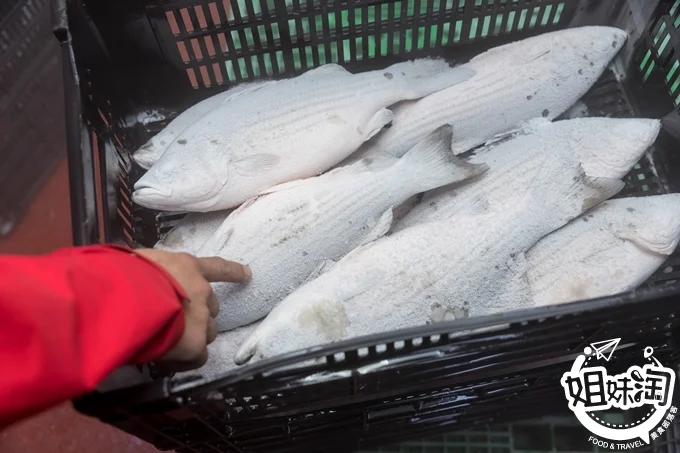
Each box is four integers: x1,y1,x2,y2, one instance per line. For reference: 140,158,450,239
0,245,187,428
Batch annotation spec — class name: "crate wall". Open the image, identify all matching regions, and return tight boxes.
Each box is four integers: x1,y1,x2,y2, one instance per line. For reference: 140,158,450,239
56,0,680,452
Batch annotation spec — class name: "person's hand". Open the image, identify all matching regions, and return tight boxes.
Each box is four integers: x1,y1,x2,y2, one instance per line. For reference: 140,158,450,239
135,249,252,371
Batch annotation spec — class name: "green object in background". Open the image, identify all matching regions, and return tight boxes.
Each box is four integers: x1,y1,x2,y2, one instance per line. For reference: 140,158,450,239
223,0,566,81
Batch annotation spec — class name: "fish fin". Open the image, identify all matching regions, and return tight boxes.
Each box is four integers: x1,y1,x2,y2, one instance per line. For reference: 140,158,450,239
524,48,551,64
235,330,260,365
220,80,279,105
616,231,680,256
232,153,281,176
338,234,381,266
524,163,624,224
196,226,234,256
397,125,488,193
259,179,307,195
482,118,551,148
361,108,394,141
334,145,398,170
303,259,336,285
482,129,520,148
300,63,348,77
385,58,452,74
390,59,476,98
359,208,394,247
133,142,162,170
324,159,374,177
231,196,260,215
577,171,625,215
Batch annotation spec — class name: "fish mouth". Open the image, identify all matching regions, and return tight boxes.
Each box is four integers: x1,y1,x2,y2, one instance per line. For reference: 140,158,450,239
132,184,173,208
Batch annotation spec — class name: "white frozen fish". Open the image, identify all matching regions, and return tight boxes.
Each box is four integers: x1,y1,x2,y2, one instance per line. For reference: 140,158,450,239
235,151,625,364
132,60,476,212
196,126,486,331
154,210,231,255
528,195,680,307
175,322,259,380
395,118,661,233
133,81,276,169
346,26,627,165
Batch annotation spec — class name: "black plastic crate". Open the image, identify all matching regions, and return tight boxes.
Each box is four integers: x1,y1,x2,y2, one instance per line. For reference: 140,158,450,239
52,0,680,451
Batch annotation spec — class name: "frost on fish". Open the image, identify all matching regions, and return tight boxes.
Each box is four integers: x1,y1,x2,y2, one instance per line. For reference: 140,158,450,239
175,322,259,380
235,149,625,365
346,26,627,165
132,80,277,170
131,60,476,213
195,125,486,331
154,210,231,255
394,117,661,233
528,195,680,307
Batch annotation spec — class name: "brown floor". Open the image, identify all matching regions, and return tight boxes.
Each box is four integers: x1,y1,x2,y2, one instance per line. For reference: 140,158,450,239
0,160,163,452
0,159,72,255
0,0,171,448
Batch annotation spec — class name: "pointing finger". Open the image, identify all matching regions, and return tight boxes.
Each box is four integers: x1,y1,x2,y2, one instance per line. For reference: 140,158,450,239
207,318,217,344
197,257,252,283
208,291,219,318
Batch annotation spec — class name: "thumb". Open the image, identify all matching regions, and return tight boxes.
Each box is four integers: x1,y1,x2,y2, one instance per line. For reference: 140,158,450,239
197,256,252,283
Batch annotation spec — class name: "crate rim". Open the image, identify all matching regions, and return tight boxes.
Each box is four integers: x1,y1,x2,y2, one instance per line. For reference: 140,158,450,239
74,280,680,416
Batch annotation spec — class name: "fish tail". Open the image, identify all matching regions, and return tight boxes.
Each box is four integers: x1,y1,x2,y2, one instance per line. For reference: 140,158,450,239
523,162,624,226
234,330,260,365
387,58,476,98
397,124,488,193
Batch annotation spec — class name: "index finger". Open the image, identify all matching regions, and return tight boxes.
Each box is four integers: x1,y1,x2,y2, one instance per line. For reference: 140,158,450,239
197,256,252,283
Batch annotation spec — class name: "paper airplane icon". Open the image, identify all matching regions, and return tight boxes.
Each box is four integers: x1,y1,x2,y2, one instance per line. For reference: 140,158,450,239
591,338,621,362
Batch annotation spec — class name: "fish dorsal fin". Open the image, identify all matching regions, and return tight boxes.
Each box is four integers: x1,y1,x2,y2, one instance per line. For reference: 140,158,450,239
358,208,394,247
302,259,336,285
232,153,281,176
301,63,349,78
220,80,280,105
471,38,551,67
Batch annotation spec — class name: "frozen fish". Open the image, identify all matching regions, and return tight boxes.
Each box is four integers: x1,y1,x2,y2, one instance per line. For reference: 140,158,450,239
395,117,661,233
175,322,259,380
196,126,486,331
133,81,276,169
132,60,476,212
529,195,680,307
346,26,627,165
154,210,231,255
235,150,625,364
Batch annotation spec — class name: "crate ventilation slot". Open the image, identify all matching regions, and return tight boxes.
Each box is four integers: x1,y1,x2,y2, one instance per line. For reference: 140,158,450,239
640,0,680,105
160,0,568,89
